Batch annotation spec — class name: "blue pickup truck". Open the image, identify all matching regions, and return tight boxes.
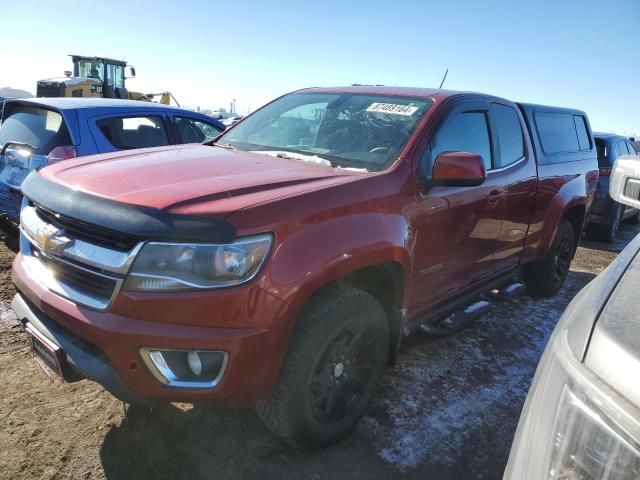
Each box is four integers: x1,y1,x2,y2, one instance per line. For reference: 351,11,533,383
0,98,225,222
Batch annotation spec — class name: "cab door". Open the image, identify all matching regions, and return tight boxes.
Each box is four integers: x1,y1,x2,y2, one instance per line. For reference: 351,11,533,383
410,100,508,312
489,101,537,273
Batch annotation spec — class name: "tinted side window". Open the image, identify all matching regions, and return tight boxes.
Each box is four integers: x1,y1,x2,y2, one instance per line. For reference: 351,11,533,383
97,116,169,150
493,104,523,167
574,116,591,151
628,142,637,154
615,141,629,157
175,117,222,144
433,112,492,171
535,112,580,154
0,106,71,154
595,139,609,167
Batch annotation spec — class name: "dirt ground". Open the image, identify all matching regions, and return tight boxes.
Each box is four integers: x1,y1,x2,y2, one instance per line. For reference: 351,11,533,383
0,222,638,480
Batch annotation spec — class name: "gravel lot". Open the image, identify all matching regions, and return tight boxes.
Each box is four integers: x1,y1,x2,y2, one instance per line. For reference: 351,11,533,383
1,222,638,480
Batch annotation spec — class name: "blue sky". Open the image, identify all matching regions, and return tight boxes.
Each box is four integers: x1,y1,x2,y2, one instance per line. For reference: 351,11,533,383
1,0,638,134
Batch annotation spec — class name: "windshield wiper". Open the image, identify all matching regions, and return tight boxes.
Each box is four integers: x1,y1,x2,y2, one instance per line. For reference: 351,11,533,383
210,142,237,150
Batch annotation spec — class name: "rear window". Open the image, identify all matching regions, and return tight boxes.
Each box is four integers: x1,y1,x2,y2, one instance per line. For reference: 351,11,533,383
0,105,71,154
97,115,169,150
535,112,581,154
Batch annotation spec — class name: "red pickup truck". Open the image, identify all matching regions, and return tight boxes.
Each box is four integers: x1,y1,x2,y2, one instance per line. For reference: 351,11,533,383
11,86,598,447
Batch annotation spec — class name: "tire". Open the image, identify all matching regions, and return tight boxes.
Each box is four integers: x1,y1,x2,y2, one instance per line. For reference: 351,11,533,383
624,209,640,225
523,219,575,298
257,286,389,448
602,203,624,243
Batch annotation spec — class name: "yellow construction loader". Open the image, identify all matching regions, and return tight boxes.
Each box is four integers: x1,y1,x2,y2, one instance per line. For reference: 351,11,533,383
36,55,179,105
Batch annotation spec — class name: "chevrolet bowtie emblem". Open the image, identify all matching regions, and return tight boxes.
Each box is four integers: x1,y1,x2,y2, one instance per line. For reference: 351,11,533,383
34,224,67,255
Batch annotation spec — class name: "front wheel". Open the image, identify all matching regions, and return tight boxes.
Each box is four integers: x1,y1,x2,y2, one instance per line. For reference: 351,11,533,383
522,219,575,298
257,286,389,448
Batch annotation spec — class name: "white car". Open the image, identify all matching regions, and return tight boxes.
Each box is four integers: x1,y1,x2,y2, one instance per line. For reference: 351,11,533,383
505,155,640,479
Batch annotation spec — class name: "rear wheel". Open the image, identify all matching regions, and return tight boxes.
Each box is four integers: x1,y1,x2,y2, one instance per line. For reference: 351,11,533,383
257,286,389,448
523,219,575,298
602,203,624,242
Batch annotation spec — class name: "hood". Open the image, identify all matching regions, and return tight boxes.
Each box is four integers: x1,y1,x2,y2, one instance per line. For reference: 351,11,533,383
584,246,640,410
39,144,364,217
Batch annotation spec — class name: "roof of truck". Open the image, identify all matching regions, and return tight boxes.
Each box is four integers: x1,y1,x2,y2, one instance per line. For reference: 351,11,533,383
593,132,628,140
298,86,461,99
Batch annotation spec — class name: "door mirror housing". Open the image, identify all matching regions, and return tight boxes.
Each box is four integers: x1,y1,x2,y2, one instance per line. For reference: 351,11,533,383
610,155,640,209
128,66,136,78
429,151,486,187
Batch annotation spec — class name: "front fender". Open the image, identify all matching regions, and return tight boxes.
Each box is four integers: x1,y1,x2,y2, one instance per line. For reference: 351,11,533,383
267,212,411,309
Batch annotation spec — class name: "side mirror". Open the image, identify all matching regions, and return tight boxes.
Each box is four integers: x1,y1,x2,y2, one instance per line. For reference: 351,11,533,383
430,151,486,187
610,155,640,209
128,66,136,78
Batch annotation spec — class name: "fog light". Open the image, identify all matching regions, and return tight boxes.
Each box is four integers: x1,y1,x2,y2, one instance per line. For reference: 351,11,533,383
140,348,228,388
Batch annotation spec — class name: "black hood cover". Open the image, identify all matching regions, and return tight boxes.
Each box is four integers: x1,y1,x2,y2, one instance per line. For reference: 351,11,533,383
21,172,237,243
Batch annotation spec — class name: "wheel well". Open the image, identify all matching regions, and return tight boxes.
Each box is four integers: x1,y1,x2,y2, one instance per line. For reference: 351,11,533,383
311,262,405,365
563,205,586,253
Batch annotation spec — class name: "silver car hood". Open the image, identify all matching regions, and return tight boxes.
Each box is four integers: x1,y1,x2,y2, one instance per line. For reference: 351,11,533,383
585,243,640,409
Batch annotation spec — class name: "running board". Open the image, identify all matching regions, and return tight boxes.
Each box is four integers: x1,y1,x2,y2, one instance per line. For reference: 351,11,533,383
420,300,491,336
405,269,519,336
489,281,525,301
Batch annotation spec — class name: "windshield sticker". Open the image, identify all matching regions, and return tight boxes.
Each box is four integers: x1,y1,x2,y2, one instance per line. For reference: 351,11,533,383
366,103,419,116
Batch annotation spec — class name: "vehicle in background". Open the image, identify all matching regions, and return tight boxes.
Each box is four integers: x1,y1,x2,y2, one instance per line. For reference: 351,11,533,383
36,55,179,106
588,132,639,241
11,86,597,447
0,98,224,222
505,155,640,479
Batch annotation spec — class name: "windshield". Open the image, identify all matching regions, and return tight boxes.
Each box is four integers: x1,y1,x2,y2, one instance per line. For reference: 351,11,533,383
76,59,104,81
217,92,432,172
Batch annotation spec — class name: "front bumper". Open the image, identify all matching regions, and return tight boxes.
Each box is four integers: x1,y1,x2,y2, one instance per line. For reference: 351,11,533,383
12,292,148,404
12,252,292,407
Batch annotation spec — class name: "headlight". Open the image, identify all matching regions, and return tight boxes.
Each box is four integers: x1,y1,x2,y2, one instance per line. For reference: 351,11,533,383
124,234,272,291
550,387,640,479
505,327,640,479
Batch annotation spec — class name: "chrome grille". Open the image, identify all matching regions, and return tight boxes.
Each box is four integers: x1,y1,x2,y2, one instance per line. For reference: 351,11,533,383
625,179,640,201
19,205,142,311
36,252,119,300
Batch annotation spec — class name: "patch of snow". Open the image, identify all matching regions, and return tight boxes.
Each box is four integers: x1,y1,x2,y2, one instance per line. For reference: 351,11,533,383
361,274,585,471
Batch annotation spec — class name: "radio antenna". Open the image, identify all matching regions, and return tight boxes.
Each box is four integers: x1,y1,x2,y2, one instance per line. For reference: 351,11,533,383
438,69,449,89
